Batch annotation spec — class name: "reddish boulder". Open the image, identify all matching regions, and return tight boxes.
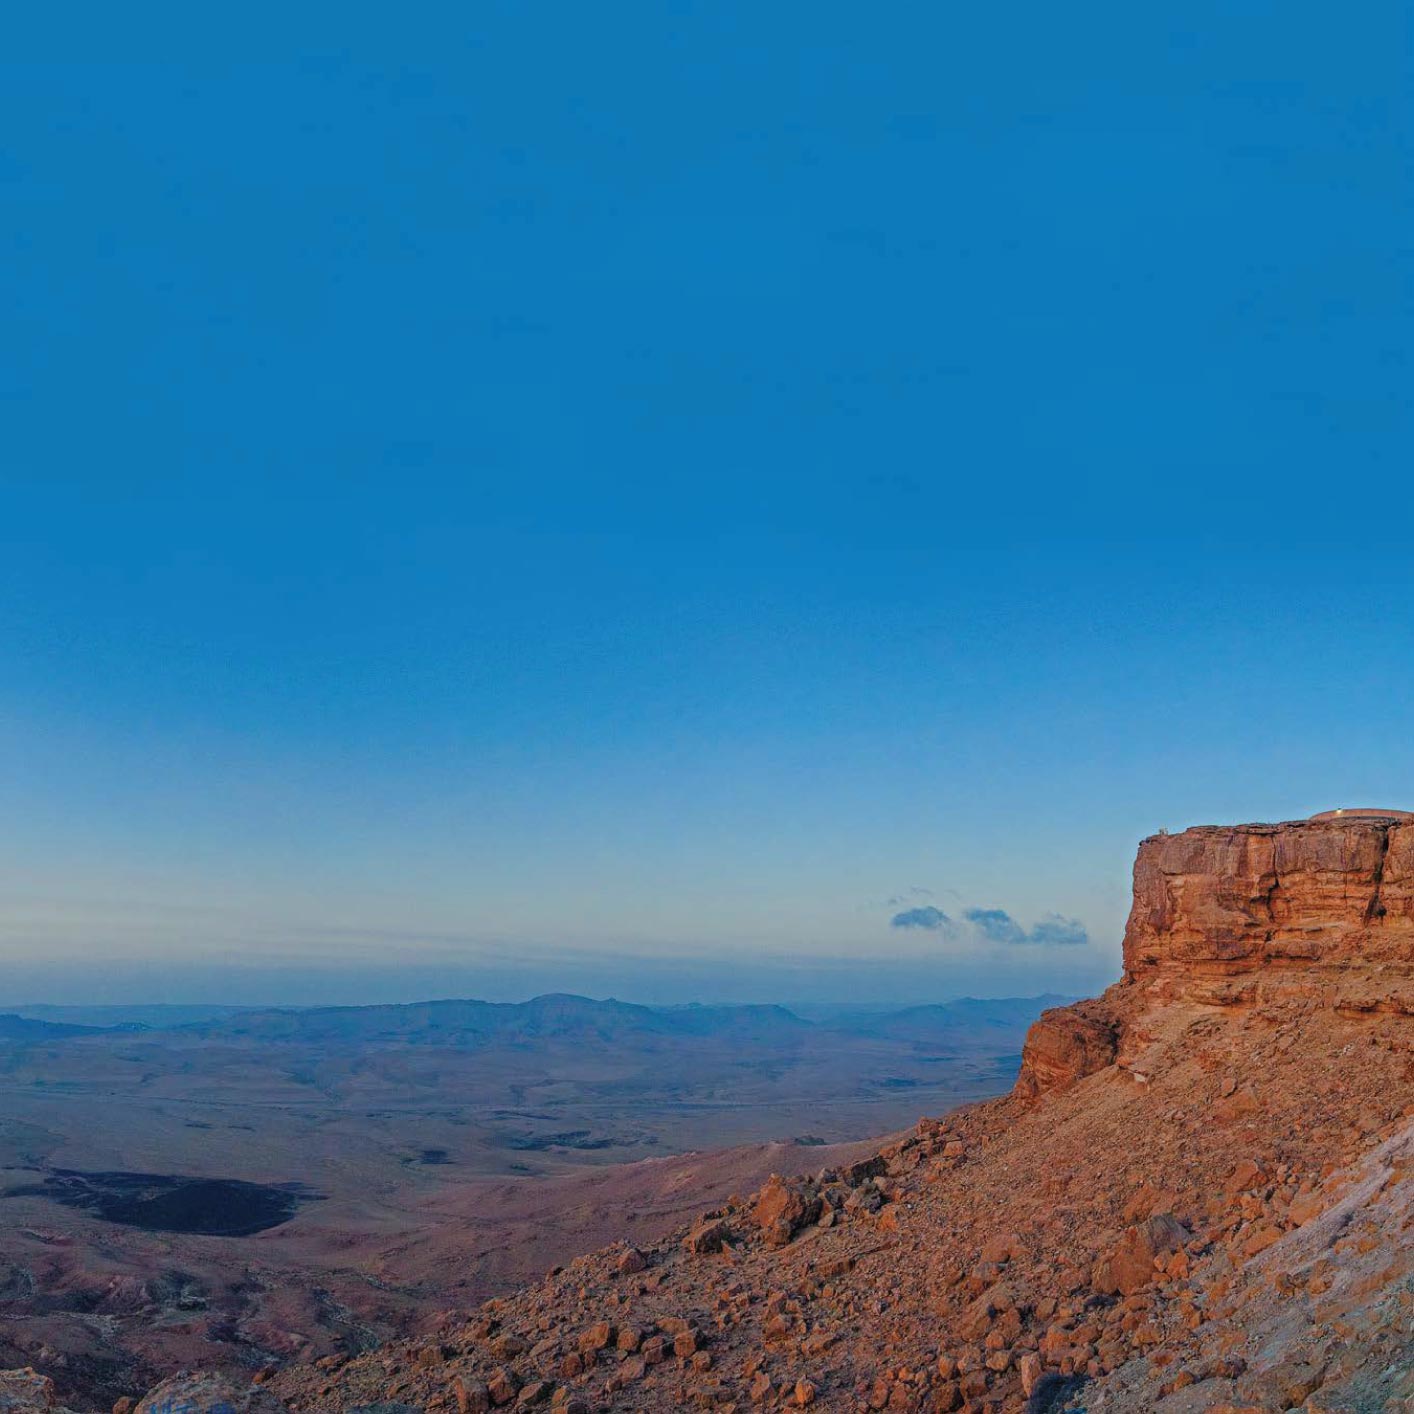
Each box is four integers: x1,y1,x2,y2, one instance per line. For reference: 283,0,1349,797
842,1156,889,1187
576,1321,614,1354
684,1218,734,1255
135,1374,287,1414
616,1246,647,1275
1014,1006,1117,1099
486,1368,519,1406
0,1369,69,1414
453,1377,490,1414
1092,1214,1190,1295
753,1175,822,1246
1225,1159,1266,1194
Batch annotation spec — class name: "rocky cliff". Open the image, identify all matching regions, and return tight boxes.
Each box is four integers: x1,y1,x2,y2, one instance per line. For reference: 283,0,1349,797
1124,812,1414,979
1016,811,1414,1100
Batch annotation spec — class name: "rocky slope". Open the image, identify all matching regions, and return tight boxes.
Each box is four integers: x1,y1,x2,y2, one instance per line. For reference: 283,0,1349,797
12,812,1414,1413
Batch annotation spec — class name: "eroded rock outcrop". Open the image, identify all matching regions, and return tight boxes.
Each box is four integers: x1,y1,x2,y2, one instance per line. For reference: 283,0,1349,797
1013,1003,1117,1098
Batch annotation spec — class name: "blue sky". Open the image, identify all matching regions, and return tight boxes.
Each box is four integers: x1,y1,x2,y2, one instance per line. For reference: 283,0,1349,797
2,1,1411,1005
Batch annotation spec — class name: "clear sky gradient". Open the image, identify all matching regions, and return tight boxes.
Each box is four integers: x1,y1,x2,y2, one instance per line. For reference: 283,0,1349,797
2,2,1411,1005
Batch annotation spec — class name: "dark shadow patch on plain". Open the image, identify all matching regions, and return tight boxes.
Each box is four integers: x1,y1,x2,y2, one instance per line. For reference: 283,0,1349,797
4,1169,322,1236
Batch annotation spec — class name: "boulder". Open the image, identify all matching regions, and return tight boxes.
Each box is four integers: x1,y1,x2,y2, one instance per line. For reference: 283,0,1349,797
1014,1006,1117,1099
684,1218,734,1255
486,1368,518,1406
753,1175,822,1246
1092,1214,1190,1295
841,1156,888,1187
453,1377,490,1414
1224,1159,1266,1193
615,1247,647,1275
1018,1352,1042,1397
135,1374,288,1414
0,1369,69,1414
576,1322,614,1354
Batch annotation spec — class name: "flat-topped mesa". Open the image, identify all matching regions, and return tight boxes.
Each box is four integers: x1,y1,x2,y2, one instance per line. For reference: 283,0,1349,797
1123,811,1414,981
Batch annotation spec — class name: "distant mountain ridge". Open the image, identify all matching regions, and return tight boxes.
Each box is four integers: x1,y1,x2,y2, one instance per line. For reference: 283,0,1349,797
818,993,1074,1039
4,993,1067,1049
172,991,1060,1047
0,1013,111,1041
8,1003,253,1029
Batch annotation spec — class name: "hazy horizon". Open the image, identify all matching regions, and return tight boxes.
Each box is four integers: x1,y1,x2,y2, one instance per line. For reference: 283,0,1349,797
7,990,1077,1022
0,950,1107,1011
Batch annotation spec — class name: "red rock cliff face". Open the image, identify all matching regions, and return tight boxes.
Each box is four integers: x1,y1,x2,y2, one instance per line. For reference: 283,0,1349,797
1123,815,1414,978
1016,812,1414,1099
